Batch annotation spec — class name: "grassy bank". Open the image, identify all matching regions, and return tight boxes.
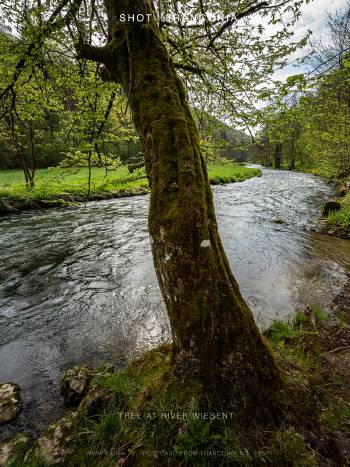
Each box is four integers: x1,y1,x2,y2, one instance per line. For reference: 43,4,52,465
277,162,350,237
326,192,350,236
281,161,345,181
0,164,261,215
7,306,350,466
296,166,350,236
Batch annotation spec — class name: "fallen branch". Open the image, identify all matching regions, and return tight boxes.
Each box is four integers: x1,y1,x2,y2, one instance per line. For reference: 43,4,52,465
323,346,350,355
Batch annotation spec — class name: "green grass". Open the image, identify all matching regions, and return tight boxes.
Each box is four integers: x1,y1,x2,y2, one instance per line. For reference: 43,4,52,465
263,305,328,380
0,166,142,187
327,192,350,234
16,308,350,467
0,164,261,212
46,343,317,467
206,163,261,184
0,166,149,203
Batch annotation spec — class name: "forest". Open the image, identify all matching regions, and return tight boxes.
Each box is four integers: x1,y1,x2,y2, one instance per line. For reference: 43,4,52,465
0,0,350,466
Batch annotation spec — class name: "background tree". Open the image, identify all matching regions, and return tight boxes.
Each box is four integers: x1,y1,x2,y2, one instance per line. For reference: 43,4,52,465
253,2,350,179
0,28,137,187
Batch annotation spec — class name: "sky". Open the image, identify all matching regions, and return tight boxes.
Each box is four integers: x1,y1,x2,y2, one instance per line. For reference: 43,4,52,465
274,0,349,81
297,0,348,38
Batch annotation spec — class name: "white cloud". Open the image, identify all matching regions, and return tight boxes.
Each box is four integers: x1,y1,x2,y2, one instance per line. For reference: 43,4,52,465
295,0,348,40
273,0,349,81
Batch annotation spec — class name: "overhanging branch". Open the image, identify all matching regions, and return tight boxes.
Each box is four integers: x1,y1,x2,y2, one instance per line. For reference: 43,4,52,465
76,42,110,63
0,0,83,104
174,63,204,75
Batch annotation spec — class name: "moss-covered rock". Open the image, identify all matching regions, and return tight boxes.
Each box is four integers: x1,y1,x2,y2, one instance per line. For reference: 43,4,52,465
77,386,116,418
0,383,22,425
273,218,285,224
60,363,115,407
0,432,31,467
56,193,75,202
25,411,78,465
60,364,94,406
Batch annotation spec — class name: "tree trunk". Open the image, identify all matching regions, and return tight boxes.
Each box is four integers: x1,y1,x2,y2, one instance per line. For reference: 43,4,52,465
16,144,35,187
7,117,36,187
27,122,36,187
274,142,282,169
79,0,284,420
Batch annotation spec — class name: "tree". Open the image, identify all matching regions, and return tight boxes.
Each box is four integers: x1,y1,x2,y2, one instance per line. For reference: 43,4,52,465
56,60,135,197
74,0,302,420
253,2,350,178
0,30,136,186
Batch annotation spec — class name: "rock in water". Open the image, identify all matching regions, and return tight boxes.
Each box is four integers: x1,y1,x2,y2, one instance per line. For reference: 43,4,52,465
0,433,31,467
0,383,23,425
321,200,341,216
273,218,285,224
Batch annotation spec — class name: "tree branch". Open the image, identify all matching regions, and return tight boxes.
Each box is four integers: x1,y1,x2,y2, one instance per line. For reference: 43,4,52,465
207,1,269,49
0,0,83,103
75,41,110,63
174,63,204,75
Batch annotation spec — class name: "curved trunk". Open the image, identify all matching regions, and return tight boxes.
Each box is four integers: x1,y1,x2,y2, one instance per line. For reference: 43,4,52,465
81,0,284,419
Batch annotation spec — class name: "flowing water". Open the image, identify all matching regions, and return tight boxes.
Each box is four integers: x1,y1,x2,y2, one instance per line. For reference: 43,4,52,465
1,168,350,438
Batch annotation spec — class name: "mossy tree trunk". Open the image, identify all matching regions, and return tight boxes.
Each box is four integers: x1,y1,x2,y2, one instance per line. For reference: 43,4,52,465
79,0,284,419
274,142,282,169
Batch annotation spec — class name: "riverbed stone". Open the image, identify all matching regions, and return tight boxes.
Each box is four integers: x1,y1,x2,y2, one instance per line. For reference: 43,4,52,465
60,364,94,406
273,218,285,224
60,363,115,407
321,200,341,216
0,432,31,467
0,383,23,425
25,411,78,465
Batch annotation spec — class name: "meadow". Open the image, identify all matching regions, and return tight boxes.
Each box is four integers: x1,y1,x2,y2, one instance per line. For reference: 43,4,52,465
0,163,261,213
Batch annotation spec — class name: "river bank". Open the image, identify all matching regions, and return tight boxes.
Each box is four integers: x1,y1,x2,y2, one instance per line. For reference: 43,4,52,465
1,307,349,466
265,163,350,238
0,164,261,216
286,163,350,238
321,189,350,239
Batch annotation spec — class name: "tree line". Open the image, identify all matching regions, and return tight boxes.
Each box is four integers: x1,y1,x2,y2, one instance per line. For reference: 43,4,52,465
253,2,350,179
0,30,253,187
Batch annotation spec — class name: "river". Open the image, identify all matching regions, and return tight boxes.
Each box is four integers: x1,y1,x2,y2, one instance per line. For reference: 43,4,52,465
1,167,350,438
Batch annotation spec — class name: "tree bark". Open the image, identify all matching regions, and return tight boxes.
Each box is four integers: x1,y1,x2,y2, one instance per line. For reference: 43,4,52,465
79,0,284,420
